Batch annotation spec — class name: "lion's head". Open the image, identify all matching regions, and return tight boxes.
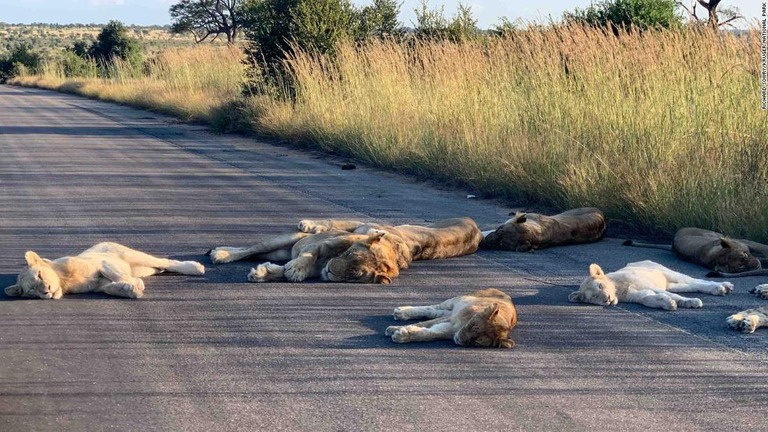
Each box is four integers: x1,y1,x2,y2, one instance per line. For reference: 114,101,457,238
321,231,401,284
481,213,535,252
569,263,618,306
713,238,761,273
454,303,516,348
5,251,63,299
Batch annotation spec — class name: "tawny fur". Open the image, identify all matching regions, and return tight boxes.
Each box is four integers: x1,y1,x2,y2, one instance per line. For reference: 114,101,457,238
481,207,605,252
624,227,768,277
4,242,205,299
726,284,768,333
209,217,483,284
568,260,733,310
385,288,517,348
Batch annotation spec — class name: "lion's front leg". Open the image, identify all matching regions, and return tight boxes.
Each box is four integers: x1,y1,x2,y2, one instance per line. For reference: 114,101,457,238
393,305,451,321
388,321,454,344
298,219,365,234
99,279,146,299
247,262,286,282
98,260,145,298
727,308,768,333
628,289,679,310
210,232,309,264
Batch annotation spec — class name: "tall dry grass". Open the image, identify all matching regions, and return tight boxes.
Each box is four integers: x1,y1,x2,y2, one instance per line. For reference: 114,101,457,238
11,45,245,122
10,25,766,239
248,26,767,239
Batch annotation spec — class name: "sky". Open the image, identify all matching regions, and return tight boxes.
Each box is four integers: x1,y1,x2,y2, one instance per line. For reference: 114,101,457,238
0,0,763,28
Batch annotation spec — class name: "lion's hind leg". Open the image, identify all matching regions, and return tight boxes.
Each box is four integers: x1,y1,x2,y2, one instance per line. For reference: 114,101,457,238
727,307,768,333
210,232,309,264
666,280,733,296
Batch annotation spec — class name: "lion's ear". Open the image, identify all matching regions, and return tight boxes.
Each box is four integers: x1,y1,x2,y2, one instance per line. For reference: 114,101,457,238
365,231,386,245
374,273,392,284
24,251,45,267
720,238,735,249
5,284,22,297
568,291,582,303
513,213,527,223
588,263,604,277
485,303,500,319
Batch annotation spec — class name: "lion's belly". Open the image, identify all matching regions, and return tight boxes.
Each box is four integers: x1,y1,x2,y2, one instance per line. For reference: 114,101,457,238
54,255,117,293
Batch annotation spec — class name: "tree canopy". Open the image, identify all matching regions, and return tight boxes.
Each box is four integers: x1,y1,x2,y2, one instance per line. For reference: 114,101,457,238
170,0,243,43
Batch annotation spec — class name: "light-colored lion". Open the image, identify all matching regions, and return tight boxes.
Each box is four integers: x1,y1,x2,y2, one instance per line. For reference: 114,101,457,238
481,207,606,252
568,260,733,310
726,284,768,333
385,288,517,348
209,217,483,284
4,242,205,299
624,227,768,277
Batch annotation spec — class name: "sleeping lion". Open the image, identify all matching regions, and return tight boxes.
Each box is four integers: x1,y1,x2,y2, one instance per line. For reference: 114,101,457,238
568,260,733,310
624,227,768,277
726,284,768,333
209,218,483,284
481,207,605,251
385,288,517,348
4,242,205,299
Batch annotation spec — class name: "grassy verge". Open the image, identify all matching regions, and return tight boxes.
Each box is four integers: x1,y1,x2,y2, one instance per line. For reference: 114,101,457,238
11,26,767,241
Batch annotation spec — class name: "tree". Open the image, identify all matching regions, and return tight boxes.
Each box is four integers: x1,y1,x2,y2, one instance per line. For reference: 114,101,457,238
678,1,744,28
355,0,402,40
170,0,243,43
413,1,479,42
564,0,682,31
241,0,356,73
89,20,143,65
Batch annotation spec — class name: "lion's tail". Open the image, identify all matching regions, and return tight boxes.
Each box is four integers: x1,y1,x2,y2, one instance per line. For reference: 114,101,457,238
622,239,672,251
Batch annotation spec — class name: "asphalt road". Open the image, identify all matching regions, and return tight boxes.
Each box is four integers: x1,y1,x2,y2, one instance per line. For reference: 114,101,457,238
1,85,767,432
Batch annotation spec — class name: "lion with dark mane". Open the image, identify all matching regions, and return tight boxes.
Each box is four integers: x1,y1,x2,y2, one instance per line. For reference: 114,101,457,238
209,218,482,284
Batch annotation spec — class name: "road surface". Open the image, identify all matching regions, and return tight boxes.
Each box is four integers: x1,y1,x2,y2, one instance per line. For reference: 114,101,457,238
1,85,767,431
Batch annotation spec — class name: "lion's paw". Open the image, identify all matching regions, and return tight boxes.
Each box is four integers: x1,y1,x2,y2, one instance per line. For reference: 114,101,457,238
248,264,269,282
385,325,401,337
391,327,416,343
393,307,411,321
655,295,677,310
284,260,311,282
714,282,734,296
750,284,768,299
678,298,703,309
209,247,233,264
298,220,328,234
726,313,758,334
186,261,205,275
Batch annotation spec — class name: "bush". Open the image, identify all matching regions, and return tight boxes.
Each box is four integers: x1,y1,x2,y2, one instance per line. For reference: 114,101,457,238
564,0,682,31
0,43,41,82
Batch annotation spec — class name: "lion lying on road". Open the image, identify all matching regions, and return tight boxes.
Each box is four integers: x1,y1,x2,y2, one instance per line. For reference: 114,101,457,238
4,242,205,299
481,207,606,251
386,288,517,348
726,284,768,333
568,260,733,310
624,227,768,277
209,218,483,284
